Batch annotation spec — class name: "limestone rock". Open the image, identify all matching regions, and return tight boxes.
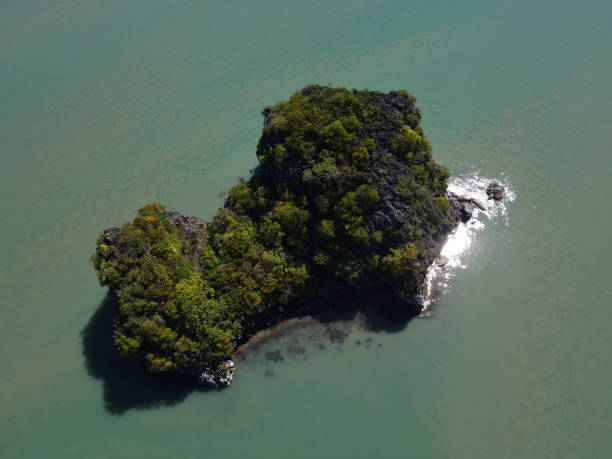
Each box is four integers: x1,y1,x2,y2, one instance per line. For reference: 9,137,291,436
198,360,235,388
486,181,505,200
436,255,449,267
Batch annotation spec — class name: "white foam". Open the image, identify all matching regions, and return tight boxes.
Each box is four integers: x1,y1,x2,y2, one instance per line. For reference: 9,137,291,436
420,171,516,315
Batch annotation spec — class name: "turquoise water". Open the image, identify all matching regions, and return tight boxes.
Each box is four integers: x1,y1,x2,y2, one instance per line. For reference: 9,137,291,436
1,0,611,457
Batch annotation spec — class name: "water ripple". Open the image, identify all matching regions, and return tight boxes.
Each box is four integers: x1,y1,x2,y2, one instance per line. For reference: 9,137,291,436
421,171,516,315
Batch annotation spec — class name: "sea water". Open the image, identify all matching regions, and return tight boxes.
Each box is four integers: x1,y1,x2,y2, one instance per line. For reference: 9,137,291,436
1,0,611,457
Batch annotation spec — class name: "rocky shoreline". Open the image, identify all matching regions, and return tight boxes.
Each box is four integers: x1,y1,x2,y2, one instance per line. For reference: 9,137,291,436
198,360,235,388
91,86,508,389
98,180,503,389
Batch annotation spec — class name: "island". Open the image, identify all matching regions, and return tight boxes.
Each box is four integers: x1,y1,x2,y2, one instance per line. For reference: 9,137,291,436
92,85,479,387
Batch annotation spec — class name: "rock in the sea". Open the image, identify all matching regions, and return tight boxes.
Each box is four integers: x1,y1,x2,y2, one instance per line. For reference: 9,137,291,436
486,181,505,200
198,360,235,388
448,193,473,223
436,255,449,267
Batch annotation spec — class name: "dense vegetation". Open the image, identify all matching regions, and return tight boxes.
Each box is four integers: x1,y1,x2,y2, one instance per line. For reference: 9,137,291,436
92,85,456,373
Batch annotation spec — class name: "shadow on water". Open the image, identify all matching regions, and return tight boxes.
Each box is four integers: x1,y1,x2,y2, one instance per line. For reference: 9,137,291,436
80,295,208,415
301,287,421,333
81,288,419,414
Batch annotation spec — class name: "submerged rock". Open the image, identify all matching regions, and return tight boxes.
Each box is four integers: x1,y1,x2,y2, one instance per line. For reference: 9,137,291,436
198,360,235,388
265,350,284,362
328,327,346,343
486,181,505,200
286,344,306,356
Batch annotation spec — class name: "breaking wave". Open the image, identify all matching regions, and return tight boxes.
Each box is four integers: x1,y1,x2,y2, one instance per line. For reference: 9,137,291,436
420,171,516,315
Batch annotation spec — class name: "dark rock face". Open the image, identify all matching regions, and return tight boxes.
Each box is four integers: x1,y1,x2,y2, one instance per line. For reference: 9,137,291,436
365,155,454,258
165,210,207,267
256,88,455,305
165,210,207,235
486,181,505,200
92,86,482,385
197,360,235,388
98,227,120,263
448,193,474,223
101,226,120,246
448,191,488,223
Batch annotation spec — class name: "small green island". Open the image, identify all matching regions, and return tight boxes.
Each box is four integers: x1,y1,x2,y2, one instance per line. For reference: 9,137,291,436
92,85,471,387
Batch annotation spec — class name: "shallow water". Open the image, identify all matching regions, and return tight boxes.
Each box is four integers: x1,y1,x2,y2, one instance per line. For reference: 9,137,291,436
1,0,611,457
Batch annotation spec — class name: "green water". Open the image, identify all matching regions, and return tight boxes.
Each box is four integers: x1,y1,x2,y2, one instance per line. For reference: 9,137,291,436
1,0,611,457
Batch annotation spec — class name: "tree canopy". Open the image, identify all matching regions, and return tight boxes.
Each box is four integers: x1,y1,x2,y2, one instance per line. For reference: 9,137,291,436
92,85,455,373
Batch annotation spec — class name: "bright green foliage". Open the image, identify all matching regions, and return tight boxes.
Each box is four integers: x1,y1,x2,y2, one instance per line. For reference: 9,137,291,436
352,146,370,169
317,220,335,240
92,204,307,372
436,196,450,215
381,243,421,294
93,85,455,373
203,208,308,325
92,204,211,371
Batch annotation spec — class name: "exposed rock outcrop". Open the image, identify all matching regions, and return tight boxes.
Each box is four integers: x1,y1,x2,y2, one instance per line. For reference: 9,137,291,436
486,181,505,200
436,255,449,267
165,210,207,267
448,192,485,223
198,360,235,388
